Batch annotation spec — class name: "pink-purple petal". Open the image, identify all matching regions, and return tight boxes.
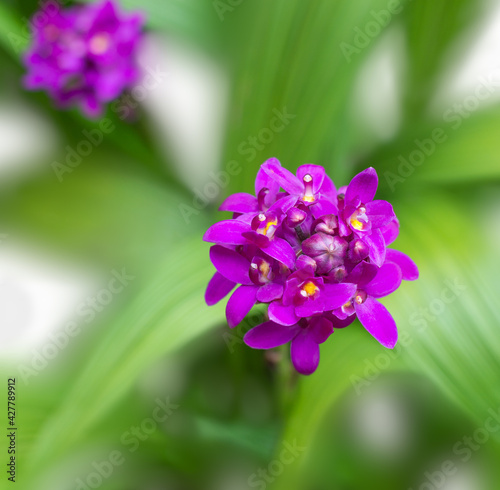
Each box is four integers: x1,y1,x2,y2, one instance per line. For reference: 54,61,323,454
386,249,419,281
291,331,320,375
365,200,395,229
209,245,252,285
355,297,398,348
346,261,379,288
322,283,357,311
255,161,280,197
226,285,258,328
264,237,296,268
381,218,400,245
244,321,300,349
203,220,249,245
364,229,386,267
365,262,402,298
345,167,378,205
262,158,304,195
256,283,284,303
297,164,325,194
219,193,259,213
309,316,334,344
295,298,325,318
205,272,236,306
268,301,299,326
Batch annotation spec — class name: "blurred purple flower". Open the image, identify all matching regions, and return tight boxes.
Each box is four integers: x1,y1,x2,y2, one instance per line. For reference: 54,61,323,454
23,0,144,118
204,159,419,375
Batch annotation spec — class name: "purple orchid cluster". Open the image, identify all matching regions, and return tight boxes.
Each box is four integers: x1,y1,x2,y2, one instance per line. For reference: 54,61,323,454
23,0,144,118
203,159,418,375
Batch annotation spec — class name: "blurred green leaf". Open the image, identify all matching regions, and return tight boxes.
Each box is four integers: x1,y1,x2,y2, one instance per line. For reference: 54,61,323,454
272,190,500,488
223,0,400,195
0,2,28,58
271,326,401,489
0,151,200,272
368,106,500,187
383,193,500,427
26,237,225,478
401,0,482,119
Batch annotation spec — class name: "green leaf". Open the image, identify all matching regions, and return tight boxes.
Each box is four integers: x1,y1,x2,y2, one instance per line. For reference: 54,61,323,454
383,193,500,426
223,0,401,195
270,326,401,489
271,190,500,489
367,106,500,188
401,0,482,119
0,3,29,59
0,151,198,271
25,237,224,477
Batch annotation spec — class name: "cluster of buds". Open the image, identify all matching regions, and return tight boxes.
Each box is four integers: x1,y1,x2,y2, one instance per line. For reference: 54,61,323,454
204,159,418,375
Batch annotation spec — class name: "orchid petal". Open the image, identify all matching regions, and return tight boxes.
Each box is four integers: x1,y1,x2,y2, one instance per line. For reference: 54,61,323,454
345,167,378,204
244,321,300,349
268,301,299,326
386,249,419,281
209,245,252,285
309,316,334,344
205,272,236,306
262,158,304,195
256,283,284,302
291,331,320,375
346,261,379,288
203,220,249,245
381,218,400,245
255,159,281,197
219,193,259,213
355,296,398,348
365,200,395,229
322,283,357,311
365,262,402,298
364,229,386,267
297,164,325,193
264,237,296,268
226,285,258,328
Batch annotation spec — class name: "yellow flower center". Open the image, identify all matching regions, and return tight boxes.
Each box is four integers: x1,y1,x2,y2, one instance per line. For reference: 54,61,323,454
89,33,111,55
301,281,319,298
350,206,368,231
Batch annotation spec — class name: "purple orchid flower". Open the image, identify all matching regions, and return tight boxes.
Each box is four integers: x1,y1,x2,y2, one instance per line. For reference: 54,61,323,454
267,261,356,326
261,159,338,217
203,194,298,268
208,245,289,327
244,316,334,375
23,0,144,118
334,261,402,348
204,159,419,375
218,159,281,214
338,168,396,267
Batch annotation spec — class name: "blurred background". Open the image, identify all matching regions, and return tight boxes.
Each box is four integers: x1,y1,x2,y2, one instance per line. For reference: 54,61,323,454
0,0,500,489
